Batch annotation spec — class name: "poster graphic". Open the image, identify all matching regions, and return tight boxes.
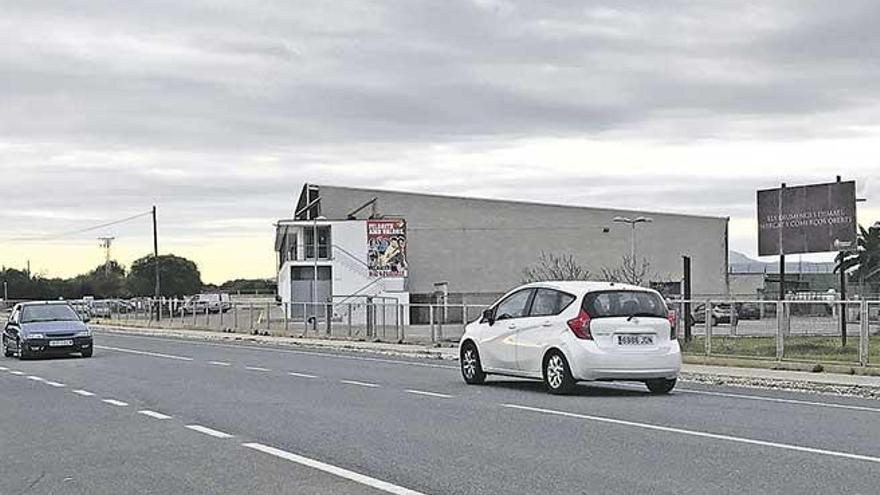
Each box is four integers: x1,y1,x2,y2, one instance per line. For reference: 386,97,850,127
367,219,408,277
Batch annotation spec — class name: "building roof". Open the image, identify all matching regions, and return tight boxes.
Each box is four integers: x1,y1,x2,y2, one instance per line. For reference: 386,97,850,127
307,183,728,222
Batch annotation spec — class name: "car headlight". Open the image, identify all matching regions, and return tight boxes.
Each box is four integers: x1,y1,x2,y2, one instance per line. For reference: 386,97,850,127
74,331,91,338
27,333,45,340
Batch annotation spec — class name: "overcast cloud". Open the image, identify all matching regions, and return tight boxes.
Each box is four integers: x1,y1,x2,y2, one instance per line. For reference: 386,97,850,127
2,0,879,281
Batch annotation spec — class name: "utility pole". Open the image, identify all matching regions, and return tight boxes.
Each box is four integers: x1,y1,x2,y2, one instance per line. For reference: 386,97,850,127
613,216,653,282
98,237,115,276
153,205,160,321
682,255,692,342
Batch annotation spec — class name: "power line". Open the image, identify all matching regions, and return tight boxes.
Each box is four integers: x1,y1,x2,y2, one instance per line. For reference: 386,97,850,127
1,210,153,242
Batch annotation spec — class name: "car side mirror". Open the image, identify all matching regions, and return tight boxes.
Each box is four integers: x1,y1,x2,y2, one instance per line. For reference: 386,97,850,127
481,308,495,326
82,314,91,323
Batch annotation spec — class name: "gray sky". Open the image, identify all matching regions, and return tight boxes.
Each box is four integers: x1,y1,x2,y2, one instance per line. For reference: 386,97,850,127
1,0,879,282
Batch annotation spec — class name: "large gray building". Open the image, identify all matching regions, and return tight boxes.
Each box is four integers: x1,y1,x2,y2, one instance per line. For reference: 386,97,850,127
277,184,729,310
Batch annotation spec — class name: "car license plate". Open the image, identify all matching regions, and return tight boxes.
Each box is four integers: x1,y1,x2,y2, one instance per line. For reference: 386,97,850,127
617,335,654,346
49,340,74,347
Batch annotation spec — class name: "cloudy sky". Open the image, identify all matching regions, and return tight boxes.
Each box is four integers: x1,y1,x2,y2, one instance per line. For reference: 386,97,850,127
1,0,878,283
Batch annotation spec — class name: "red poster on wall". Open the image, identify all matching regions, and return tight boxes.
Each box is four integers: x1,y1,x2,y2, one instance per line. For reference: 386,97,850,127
367,219,408,278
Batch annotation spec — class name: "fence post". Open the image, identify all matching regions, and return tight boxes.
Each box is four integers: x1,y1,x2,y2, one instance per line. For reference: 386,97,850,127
284,303,289,334
234,303,239,331
325,303,332,336
429,304,436,343
347,303,353,338
249,303,254,331
219,304,224,329
302,303,308,336
191,303,197,327
266,302,272,332
399,304,406,343
704,302,712,356
859,300,869,366
776,302,785,361
205,306,210,328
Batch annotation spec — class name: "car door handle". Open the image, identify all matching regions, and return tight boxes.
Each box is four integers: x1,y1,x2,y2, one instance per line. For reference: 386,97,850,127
541,321,553,327
507,324,517,330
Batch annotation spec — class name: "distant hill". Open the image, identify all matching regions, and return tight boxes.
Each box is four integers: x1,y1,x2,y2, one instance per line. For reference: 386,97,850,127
729,251,835,274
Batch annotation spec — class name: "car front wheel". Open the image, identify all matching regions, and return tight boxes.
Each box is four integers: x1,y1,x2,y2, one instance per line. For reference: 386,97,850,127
646,378,677,394
81,347,93,358
544,351,575,395
460,343,486,385
17,339,30,360
2,337,13,358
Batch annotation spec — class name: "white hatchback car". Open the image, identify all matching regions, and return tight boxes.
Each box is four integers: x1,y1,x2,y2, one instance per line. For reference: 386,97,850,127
459,281,681,395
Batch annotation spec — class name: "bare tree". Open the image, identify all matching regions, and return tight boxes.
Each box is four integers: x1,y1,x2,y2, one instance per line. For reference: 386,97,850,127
522,252,591,283
601,255,654,286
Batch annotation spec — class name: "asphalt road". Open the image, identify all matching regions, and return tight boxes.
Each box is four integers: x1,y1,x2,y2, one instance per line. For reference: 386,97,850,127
2,330,879,495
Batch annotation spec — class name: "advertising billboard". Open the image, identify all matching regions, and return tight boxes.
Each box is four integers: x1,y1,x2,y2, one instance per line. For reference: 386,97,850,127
367,219,408,278
757,181,856,256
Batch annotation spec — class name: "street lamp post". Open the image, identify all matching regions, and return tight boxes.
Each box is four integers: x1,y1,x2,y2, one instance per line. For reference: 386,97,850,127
613,216,653,262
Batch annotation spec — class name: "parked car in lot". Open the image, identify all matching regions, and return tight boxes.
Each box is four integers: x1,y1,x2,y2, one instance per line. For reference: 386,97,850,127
735,302,761,320
691,303,731,326
3,301,93,359
459,281,681,395
179,293,231,315
90,300,113,318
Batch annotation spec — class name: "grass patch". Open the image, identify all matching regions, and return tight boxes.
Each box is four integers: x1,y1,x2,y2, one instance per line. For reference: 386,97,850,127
681,335,880,364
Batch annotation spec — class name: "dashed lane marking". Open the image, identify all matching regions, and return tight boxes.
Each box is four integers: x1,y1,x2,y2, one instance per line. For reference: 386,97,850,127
185,425,234,439
102,399,129,407
138,410,173,420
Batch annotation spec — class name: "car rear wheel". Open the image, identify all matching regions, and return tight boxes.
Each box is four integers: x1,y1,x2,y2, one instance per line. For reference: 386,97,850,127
646,378,677,394
544,351,575,395
2,337,13,358
460,343,486,385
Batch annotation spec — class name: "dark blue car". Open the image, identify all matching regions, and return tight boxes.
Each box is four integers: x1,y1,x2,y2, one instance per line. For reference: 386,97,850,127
3,302,93,359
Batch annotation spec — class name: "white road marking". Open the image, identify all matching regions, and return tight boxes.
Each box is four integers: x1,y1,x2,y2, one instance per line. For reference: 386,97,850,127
73,389,96,397
9,370,25,375
96,345,193,361
288,372,318,379
0,366,8,371
502,403,880,465
27,375,46,382
185,425,234,439
243,443,427,495
208,361,232,366
340,380,380,388
405,390,454,399
138,410,173,420
102,399,129,407
679,388,880,414
245,366,271,372
45,381,66,388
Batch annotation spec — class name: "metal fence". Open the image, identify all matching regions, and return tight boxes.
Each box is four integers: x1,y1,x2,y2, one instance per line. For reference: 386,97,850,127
93,299,489,345
671,299,879,367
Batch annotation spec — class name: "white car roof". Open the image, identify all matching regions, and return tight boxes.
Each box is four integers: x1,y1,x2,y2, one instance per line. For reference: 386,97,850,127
518,280,657,295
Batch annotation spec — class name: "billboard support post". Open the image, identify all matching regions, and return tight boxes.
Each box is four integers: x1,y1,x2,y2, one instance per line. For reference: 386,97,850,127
837,175,847,347
778,183,786,302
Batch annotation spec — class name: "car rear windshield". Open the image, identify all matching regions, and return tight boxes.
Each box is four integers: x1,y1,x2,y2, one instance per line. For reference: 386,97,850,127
21,304,80,323
582,291,667,319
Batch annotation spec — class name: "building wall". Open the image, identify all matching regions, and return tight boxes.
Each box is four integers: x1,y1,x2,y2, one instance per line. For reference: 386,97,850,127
313,185,729,297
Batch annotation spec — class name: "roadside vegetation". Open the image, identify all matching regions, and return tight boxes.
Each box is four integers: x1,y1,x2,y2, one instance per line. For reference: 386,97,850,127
681,335,880,365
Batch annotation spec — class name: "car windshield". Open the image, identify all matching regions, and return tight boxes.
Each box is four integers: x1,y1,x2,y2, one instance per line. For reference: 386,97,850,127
583,291,667,319
21,304,80,323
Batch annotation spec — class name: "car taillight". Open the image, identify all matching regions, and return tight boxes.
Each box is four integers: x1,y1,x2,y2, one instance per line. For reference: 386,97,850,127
667,310,677,339
567,310,592,340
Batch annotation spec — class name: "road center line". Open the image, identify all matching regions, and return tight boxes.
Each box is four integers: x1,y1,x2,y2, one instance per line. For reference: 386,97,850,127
45,381,66,388
185,424,234,439
0,366,8,371
502,403,880,465
243,443,427,495
102,399,129,407
138,410,173,420
73,389,96,397
96,345,193,361
405,390,454,399
340,380,380,388
9,370,25,375
288,372,318,379
27,375,46,382
208,361,231,366
245,366,271,372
